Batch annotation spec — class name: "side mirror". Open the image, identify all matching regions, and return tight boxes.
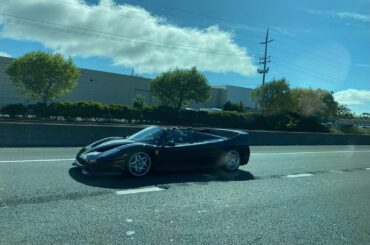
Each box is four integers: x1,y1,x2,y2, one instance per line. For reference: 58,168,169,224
166,141,176,147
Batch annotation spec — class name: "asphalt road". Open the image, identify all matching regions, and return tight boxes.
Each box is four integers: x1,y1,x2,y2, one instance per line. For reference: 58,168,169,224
1,145,370,244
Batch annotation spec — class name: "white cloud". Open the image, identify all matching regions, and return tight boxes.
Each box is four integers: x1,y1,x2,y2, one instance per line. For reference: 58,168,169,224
0,0,256,76
334,89,370,105
336,12,370,22
308,10,370,23
0,51,11,57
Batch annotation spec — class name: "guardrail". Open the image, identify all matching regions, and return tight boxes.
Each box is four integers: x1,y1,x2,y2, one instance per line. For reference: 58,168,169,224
1,122,370,147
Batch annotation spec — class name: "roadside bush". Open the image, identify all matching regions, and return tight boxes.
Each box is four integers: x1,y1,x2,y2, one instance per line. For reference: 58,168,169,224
206,111,266,129
178,110,209,125
148,106,177,123
0,101,328,133
52,101,110,120
265,112,327,132
222,101,245,113
107,104,133,121
28,103,56,118
1,103,27,118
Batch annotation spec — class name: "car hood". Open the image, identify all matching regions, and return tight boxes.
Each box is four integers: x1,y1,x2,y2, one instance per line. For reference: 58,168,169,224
90,139,138,152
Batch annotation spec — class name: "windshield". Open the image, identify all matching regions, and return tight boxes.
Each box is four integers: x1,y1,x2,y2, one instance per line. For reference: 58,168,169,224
128,126,165,144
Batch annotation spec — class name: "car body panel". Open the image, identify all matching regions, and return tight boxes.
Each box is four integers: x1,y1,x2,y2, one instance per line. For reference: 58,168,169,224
73,126,250,174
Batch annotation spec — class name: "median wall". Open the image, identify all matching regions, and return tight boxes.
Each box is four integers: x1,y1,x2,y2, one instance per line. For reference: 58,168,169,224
1,122,370,147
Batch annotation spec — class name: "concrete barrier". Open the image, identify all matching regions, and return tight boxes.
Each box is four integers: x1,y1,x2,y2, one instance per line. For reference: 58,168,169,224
247,130,370,145
1,122,370,147
0,122,142,147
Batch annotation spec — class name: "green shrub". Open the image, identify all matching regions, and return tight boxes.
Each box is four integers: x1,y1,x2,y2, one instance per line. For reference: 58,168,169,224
0,101,328,133
143,106,177,124
1,104,27,117
222,101,245,113
265,112,327,132
28,103,56,118
107,104,133,121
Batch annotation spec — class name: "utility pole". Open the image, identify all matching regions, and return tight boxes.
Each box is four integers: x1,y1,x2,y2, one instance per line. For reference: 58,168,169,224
257,28,274,85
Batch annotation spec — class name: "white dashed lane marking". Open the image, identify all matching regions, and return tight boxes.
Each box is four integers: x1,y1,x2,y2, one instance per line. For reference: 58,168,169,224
330,170,345,174
285,173,313,178
116,186,165,195
366,168,370,170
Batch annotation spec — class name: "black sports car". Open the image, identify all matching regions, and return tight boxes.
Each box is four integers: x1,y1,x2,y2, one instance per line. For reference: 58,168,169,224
73,126,250,177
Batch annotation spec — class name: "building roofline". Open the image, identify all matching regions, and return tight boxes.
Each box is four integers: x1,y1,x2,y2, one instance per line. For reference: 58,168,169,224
0,55,151,81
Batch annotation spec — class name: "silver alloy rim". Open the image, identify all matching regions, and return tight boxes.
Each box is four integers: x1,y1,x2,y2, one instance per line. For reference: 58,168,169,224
128,152,151,177
224,150,240,171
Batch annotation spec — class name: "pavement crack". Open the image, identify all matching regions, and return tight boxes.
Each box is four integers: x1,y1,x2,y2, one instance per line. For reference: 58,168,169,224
3,190,112,207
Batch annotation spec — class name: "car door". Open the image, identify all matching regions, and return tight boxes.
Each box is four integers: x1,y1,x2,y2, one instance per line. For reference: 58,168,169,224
156,143,201,171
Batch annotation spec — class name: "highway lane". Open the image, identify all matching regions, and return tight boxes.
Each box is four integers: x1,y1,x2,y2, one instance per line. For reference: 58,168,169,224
0,146,370,244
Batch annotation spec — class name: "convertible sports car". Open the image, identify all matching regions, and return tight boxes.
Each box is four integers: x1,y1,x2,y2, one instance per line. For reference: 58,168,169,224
73,126,250,177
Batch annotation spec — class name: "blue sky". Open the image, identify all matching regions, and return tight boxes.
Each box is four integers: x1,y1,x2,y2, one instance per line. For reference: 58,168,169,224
0,0,369,113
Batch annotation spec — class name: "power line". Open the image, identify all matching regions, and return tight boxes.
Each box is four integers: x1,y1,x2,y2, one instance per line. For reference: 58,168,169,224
271,45,370,77
272,56,370,90
270,29,350,60
0,14,248,58
132,0,357,63
131,0,369,77
132,0,265,31
5,0,364,74
51,0,264,45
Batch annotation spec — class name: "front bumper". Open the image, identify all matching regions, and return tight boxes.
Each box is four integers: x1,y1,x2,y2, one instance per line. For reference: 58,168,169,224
72,154,125,173
73,158,86,168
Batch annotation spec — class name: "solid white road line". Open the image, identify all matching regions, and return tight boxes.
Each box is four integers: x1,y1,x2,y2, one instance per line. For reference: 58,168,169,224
251,150,370,156
116,186,165,195
285,173,313,178
0,158,74,163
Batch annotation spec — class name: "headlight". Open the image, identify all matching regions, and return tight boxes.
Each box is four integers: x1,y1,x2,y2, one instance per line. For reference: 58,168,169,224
81,152,100,163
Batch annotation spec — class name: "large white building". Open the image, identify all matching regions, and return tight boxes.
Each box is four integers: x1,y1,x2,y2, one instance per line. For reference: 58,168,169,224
0,56,255,109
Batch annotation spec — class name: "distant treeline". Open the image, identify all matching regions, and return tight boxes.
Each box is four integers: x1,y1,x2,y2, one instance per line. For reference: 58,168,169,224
1,101,327,132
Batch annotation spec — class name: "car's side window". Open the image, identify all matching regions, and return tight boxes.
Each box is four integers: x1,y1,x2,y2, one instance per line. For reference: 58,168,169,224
164,129,193,145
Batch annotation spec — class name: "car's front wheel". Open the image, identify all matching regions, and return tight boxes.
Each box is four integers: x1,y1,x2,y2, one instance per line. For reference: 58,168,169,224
127,152,152,177
223,150,241,171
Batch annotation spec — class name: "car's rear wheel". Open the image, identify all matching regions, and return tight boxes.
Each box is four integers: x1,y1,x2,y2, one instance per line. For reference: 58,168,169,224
224,150,240,171
127,152,152,177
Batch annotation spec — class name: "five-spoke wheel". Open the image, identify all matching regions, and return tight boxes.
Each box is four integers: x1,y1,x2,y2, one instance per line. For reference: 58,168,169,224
127,152,152,177
224,150,240,171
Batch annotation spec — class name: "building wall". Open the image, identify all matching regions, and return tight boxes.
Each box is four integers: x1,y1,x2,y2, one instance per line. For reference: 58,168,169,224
213,84,255,109
225,85,255,109
63,68,153,105
0,56,253,109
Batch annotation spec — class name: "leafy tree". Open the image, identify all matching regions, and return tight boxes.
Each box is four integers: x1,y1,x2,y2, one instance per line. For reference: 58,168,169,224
223,101,245,113
150,67,210,113
6,51,80,105
290,88,338,119
317,89,338,120
336,104,354,119
132,95,145,111
251,78,292,115
360,112,370,119
291,88,324,117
